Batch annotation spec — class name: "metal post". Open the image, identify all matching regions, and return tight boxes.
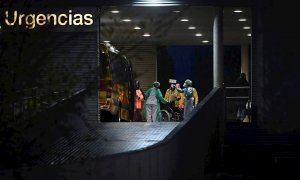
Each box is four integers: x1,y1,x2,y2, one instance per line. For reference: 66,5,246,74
213,7,224,88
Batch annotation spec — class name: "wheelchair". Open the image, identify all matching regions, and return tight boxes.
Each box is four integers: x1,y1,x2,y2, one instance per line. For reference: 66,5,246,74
160,102,183,122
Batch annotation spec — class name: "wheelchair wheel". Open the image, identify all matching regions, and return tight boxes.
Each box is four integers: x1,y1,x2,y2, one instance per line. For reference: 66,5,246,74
160,109,171,121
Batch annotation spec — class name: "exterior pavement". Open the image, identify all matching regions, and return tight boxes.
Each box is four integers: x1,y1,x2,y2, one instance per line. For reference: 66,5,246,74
36,122,179,166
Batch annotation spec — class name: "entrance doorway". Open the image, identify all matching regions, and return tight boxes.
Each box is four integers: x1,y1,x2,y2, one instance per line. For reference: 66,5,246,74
98,5,252,122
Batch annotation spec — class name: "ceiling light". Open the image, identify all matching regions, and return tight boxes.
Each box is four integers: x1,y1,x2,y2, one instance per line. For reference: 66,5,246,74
195,33,202,37
143,33,151,37
134,26,141,30
180,19,189,22
238,18,247,22
122,19,132,22
243,26,251,29
234,10,243,13
103,40,110,43
109,46,115,52
202,40,209,43
247,33,252,37
133,1,180,6
111,10,120,13
173,10,181,13
188,26,196,30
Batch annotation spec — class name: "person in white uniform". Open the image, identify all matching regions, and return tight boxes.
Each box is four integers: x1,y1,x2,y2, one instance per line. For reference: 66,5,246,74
143,81,168,122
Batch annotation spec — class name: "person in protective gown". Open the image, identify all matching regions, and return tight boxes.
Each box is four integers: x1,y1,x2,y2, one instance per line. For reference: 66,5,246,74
164,79,182,108
143,81,168,122
176,79,198,119
134,80,144,122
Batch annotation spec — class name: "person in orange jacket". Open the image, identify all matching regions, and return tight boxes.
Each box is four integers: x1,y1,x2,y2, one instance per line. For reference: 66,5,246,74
134,80,144,122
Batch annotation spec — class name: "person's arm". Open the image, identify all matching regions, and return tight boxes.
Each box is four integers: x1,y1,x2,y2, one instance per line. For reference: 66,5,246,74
165,89,170,100
137,89,144,100
175,90,181,100
193,88,199,105
175,87,184,93
144,88,151,100
157,89,168,104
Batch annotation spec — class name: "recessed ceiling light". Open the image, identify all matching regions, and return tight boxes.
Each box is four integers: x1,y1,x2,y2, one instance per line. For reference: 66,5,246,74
133,1,180,6
243,26,251,29
238,18,247,22
247,33,252,36
234,10,243,13
133,26,141,30
143,33,151,37
103,40,110,43
188,26,196,30
180,19,189,22
122,19,132,22
173,10,181,13
195,33,202,37
202,40,209,43
111,10,120,13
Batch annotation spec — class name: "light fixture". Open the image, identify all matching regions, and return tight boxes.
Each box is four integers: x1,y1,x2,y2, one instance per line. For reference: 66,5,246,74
109,46,115,52
188,26,196,30
234,10,243,13
103,40,110,43
133,0,180,6
180,19,189,22
111,10,120,13
247,33,252,37
195,33,202,37
143,33,151,37
122,19,132,22
134,26,141,30
173,10,181,13
202,40,209,43
238,18,247,22
243,26,251,29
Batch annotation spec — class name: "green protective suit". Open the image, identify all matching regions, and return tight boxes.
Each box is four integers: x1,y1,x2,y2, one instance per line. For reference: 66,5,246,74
143,87,168,122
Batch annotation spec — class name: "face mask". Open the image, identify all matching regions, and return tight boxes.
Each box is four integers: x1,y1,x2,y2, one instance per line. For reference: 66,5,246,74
171,84,175,89
183,83,187,87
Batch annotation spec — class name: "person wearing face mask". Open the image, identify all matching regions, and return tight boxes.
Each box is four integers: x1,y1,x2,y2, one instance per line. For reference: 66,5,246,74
164,79,182,108
143,81,168,122
134,80,144,122
176,79,198,119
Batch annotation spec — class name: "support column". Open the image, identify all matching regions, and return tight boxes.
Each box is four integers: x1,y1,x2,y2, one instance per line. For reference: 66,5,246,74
213,7,224,88
241,44,250,81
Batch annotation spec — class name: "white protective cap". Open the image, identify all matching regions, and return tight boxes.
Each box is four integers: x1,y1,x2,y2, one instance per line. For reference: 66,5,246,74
169,79,177,84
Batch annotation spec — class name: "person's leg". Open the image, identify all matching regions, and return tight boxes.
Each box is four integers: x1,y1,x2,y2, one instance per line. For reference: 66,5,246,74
133,109,137,122
184,99,193,119
152,105,158,122
136,109,142,122
146,105,152,122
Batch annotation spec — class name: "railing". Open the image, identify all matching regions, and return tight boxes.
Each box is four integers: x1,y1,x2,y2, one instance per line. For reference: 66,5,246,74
225,86,251,123
0,87,75,122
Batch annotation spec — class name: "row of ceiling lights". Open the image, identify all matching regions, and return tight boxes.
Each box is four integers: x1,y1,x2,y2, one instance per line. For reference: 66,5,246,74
170,10,209,43
104,8,251,43
109,9,210,43
234,9,252,37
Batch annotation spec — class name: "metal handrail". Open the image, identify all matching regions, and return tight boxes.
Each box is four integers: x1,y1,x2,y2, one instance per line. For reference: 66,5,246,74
225,86,250,89
226,96,249,99
1,87,86,122
224,86,251,122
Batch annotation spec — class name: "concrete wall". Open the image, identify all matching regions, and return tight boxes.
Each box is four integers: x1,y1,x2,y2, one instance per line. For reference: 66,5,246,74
252,0,300,132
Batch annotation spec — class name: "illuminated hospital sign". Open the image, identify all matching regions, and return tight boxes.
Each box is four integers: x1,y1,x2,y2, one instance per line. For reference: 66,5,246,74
4,10,94,29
